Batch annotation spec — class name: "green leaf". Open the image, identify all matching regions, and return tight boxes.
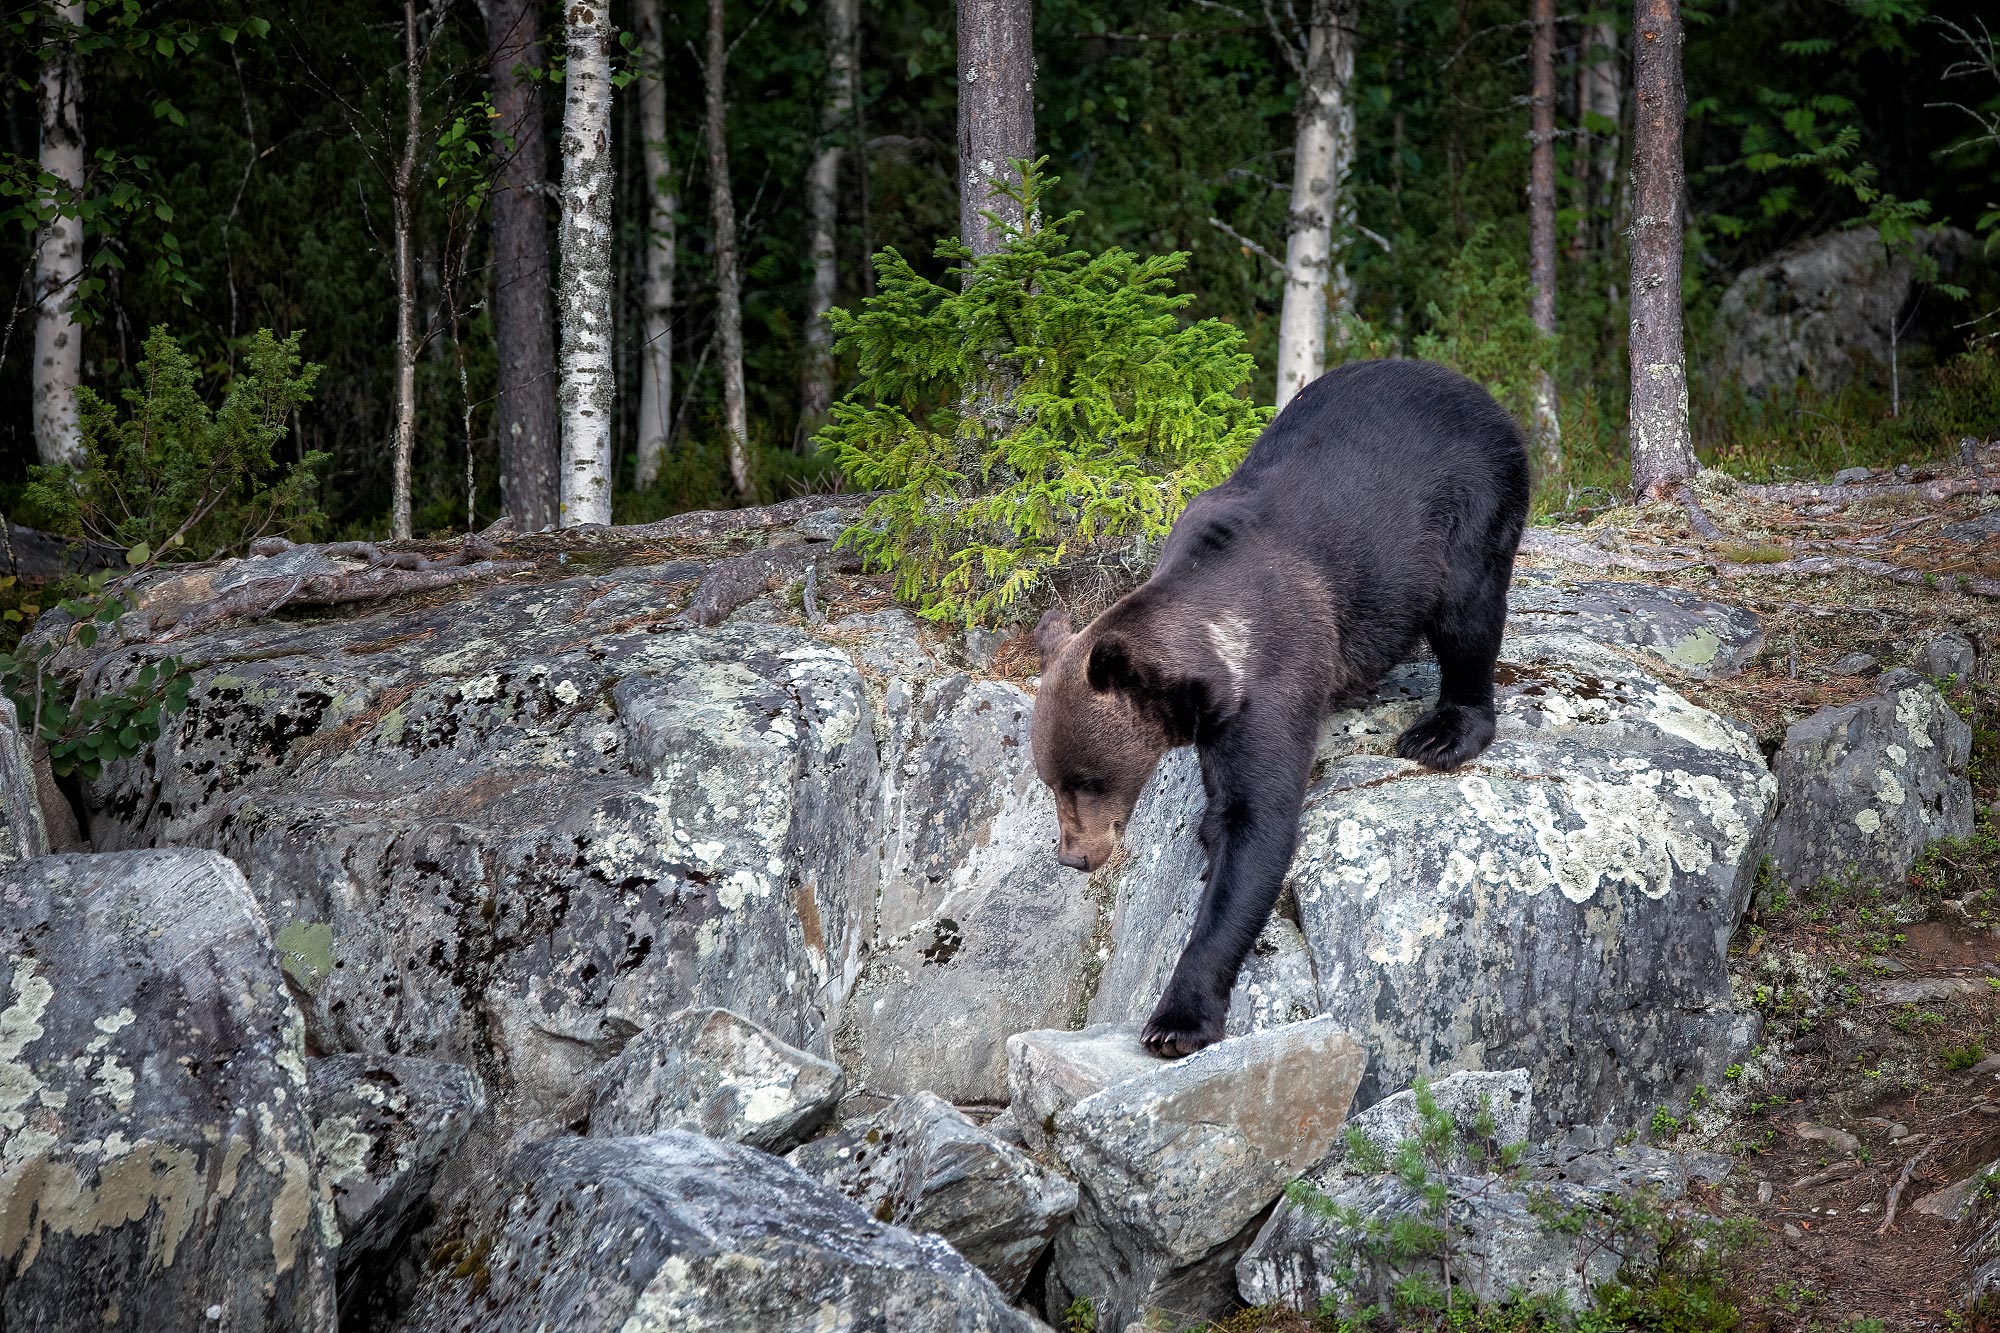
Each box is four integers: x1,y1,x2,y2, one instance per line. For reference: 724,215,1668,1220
126,541,151,566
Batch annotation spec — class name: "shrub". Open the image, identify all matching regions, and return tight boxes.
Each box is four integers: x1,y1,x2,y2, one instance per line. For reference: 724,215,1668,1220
817,161,1271,626
24,325,326,565
1409,224,1549,432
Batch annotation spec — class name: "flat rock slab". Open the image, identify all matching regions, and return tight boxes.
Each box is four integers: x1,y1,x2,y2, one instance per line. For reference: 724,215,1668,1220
1506,576,1766,679
0,850,335,1333
309,1053,486,1267
1769,669,1974,891
1017,1018,1365,1330
583,1006,843,1151
787,1091,1076,1298
394,1131,1046,1333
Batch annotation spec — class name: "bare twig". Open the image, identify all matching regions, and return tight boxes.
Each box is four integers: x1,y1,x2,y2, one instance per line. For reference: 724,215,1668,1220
1206,217,1284,271
1876,1141,1939,1235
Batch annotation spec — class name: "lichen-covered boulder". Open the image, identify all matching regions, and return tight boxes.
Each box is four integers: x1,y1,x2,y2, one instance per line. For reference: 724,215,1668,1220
1769,668,1974,890
786,1090,1076,1298
1715,225,1980,396
1013,1019,1365,1331
1504,575,1766,679
308,1053,485,1271
841,672,1108,1104
394,1131,1047,1333
0,850,335,1332
81,565,881,1127
582,1006,843,1150
0,697,46,866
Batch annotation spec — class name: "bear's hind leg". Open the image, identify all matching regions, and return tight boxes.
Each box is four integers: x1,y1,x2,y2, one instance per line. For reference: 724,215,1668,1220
1395,576,1507,772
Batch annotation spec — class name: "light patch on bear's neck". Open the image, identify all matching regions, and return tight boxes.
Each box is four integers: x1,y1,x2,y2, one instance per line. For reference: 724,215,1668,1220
1205,614,1253,699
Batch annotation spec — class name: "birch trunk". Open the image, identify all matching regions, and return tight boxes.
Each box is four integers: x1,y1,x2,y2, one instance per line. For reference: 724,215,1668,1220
1527,0,1561,473
706,0,752,497
558,1,616,526
390,0,422,540
485,0,560,530
1581,21,1623,255
1275,0,1355,412
797,0,859,444
1627,0,1694,500
32,0,85,469
634,0,677,488
956,0,1036,255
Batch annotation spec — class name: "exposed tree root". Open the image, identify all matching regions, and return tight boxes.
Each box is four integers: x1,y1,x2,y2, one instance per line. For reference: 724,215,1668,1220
1520,529,2000,598
1875,1140,1939,1236
679,541,859,628
1733,473,1992,508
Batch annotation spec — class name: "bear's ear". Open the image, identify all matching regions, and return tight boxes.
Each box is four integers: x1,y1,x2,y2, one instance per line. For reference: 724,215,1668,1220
1034,609,1075,667
1085,632,1146,694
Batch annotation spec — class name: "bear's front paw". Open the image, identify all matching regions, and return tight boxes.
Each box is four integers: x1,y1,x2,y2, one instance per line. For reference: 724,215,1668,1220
1141,991,1226,1059
1395,703,1496,772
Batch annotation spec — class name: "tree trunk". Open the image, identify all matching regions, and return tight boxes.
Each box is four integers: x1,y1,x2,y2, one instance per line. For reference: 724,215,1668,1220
956,0,1036,255
390,0,422,540
484,0,560,530
1275,0,1356,411
706,0,752,498
1527,0,1561,474
1581,20,1622,255
797,0,859,446
1627,0,1693,500
558,1,616,526
32,0,85,470
633,0,678,489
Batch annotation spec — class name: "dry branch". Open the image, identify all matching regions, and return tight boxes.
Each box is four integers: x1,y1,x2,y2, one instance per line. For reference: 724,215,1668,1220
157,559,531,642
1876,1140,1940,1235
1734,475,1992,508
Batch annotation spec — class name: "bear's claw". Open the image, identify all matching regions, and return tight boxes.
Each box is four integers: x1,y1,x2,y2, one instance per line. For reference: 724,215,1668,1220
1141,995,1226,1059
1394,702,1496,772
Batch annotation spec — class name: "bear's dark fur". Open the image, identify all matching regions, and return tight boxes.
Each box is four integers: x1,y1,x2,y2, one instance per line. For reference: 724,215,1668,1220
1030,359,1530,1058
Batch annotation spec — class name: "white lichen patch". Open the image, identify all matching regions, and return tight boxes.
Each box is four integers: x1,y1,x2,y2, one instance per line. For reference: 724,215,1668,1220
0,962,55,1134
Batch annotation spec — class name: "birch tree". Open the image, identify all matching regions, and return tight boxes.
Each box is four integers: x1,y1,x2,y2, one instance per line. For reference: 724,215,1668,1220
1577,19,1622,256
1627,0,1694,499
558,1,616,525
32,0,85,469
1526,0,1561,472
798,0,859,443
388,0,423,539
1273,0,1356,412
705,0,752,497
633,0,678,489
484,0,560,530
957,0,1035,255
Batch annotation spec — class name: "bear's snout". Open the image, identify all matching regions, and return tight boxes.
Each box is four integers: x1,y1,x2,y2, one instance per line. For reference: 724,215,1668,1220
1056,848,1092,871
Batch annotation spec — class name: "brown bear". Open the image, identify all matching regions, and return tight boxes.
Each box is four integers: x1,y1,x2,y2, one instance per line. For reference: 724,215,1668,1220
1030,358,1529,1058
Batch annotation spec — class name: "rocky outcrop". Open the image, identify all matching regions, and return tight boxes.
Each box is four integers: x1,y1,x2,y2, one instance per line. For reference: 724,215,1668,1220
1505,575,1766,679
394,1131,1047,1333
308,1053,485,1274
1012,1018,1365,1331
0,850,335,1332
786,1091,1076,1297
1769,668,1974,890
1715,225,1981,396
1095,630,1777,1133
580,1006,843,1150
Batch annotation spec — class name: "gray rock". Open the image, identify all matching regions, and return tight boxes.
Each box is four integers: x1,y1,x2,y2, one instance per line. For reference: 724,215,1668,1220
843,674,1106,1103
1829,652,1880,677
1769,668,1974,891
82,578,881,1130
1275,633,1776,1133
786,1091,1077,1298
0,850,335,1332
394,1131,1046,1333
1716,226,1980,396
0,696,47,865
1506,577,1766,679
1021,1018,1365,1329
1320,1070,1533,1176
1943,509,2000,544
1833,466,1874,485
584,1006,843,1151
1922,631,1977,682
309,1053,485,1268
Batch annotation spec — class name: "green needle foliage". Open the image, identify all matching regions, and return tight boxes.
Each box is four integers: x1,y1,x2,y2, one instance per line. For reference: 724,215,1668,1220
817,160,1272,627
24,325,327,565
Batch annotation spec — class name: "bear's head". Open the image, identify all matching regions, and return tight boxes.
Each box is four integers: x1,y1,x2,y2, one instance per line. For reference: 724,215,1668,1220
1029,603,1245,872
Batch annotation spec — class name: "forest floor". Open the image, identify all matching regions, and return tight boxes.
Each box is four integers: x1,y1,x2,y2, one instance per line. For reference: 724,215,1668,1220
1219,444,2000,1333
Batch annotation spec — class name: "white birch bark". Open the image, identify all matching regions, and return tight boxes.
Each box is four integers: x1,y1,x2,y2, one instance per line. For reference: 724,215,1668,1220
558,1,616,525
1580,21,1623,256
1274,0,1355,412
390,0,422,539
633,0,677,489
32,0,85,469
705,0,752,497
797,0,858,443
